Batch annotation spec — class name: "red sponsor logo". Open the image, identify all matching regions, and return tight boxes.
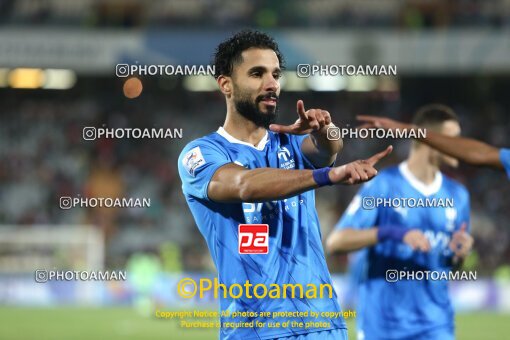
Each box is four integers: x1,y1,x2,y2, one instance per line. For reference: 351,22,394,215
238,224,269,254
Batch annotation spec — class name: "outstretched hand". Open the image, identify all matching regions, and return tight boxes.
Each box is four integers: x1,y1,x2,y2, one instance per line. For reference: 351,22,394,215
270,100,332,135
328,145,393,185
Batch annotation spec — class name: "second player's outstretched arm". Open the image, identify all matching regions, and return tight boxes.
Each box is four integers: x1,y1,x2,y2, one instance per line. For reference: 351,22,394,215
208,146,392,203
357,115,504,169
417,131,502,169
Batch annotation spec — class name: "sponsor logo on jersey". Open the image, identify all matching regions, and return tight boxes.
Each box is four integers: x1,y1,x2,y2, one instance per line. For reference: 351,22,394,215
239,224,269,254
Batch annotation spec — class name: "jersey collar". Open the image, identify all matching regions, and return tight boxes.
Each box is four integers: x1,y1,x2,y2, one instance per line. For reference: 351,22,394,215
216,127,269,151
398,161,442,197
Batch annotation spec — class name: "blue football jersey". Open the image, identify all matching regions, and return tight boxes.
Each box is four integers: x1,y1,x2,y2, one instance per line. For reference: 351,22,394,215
178,127,346,340
335,162,470,340
500,148,510,179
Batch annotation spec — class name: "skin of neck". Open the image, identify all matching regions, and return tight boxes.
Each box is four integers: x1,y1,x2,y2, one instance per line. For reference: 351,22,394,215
222,94,268,147
406,144,440,185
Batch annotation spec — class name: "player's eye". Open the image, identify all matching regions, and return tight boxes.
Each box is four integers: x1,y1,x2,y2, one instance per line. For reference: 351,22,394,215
250,71,262,77
273,73,281,80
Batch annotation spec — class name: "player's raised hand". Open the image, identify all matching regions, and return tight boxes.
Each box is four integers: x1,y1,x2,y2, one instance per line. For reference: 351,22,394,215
357,115,412,132
403,230,431,252
329,145,393,185
269,100,332,135
449,223,473,259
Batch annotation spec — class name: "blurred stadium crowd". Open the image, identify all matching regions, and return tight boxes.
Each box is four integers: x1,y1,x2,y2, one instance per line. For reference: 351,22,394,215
2,0,510,29
0,77,509,276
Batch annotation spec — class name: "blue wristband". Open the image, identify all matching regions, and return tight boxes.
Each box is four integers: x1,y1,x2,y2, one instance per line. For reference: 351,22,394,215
377,227,407,242
312,167,333,186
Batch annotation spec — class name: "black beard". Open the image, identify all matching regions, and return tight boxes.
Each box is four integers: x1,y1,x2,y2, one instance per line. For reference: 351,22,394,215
234,90,278,129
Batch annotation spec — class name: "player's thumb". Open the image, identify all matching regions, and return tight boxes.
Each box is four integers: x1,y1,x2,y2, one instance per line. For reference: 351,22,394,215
269,124,293,134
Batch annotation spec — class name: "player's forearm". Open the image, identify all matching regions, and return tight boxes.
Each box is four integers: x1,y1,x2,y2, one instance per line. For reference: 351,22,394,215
208,146,391,202
208,165,320,203
304,125,343,167
236,168,318,202
415,128,503,169
326,228,378,254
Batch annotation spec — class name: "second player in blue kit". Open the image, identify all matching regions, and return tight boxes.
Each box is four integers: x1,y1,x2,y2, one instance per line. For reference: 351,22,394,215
327,105,474,340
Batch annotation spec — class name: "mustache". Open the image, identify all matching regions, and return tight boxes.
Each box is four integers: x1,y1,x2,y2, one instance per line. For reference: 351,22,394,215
256,92,279,103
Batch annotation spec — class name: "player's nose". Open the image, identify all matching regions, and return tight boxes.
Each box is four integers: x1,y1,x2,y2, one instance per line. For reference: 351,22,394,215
263,75,279,93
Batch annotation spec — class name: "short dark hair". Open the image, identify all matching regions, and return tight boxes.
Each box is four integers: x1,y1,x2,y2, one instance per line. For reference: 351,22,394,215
412,104,459,128
213,29,285,79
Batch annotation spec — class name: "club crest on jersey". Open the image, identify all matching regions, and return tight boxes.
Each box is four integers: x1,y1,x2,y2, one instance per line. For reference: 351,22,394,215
277,146,295,169
183,146,205,176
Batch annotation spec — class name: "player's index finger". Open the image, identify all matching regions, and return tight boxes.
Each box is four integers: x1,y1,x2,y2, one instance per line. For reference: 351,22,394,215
367,145,393,165
296,100,307,119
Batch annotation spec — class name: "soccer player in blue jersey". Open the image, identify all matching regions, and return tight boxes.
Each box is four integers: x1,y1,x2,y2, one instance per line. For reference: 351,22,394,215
357,114,510,179
177,30,392,340
326,105,473,340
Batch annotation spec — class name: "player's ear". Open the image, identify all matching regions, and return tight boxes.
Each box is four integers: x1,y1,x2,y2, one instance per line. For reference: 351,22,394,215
217,76,232,96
